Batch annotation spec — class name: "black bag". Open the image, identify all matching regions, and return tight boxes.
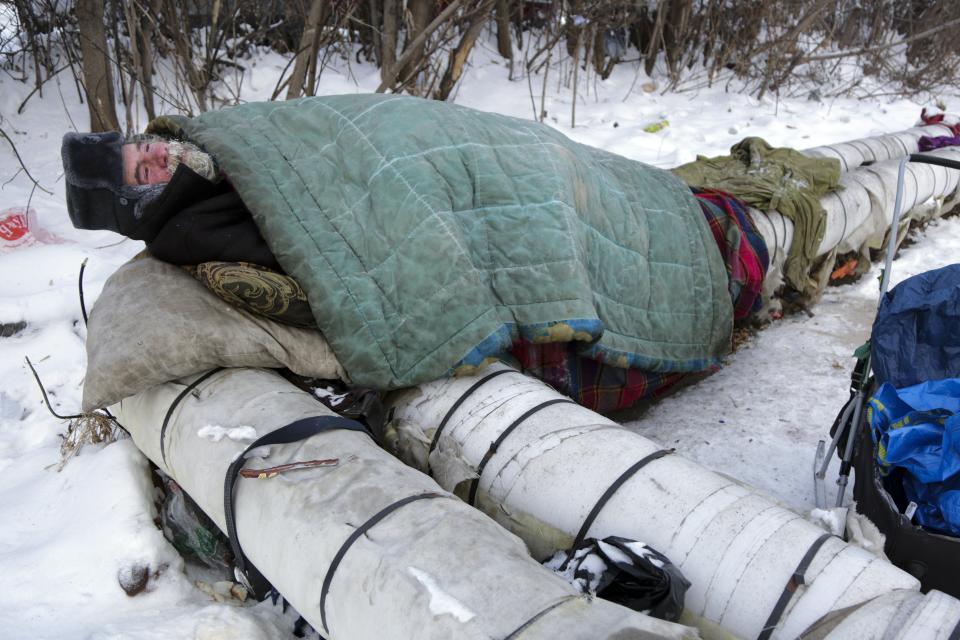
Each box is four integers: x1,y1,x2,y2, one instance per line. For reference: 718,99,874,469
833,264,960,597
851,400,960,597
549,536,690,622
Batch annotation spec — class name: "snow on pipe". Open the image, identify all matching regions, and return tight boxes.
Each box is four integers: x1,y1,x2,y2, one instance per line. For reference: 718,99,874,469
110,368,698,640
382,364,960,640
802,122,956,171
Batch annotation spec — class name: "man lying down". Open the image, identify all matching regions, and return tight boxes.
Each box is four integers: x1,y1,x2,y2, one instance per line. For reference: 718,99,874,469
61,93,767,413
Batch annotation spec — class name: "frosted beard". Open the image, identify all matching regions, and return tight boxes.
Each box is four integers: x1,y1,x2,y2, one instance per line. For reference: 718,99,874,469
166,140,219,182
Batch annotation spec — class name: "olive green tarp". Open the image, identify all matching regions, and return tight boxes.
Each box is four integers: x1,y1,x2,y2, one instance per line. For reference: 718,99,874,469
672,136,842,290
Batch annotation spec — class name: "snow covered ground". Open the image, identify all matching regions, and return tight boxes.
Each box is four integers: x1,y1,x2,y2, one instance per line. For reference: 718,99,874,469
1,41,957,638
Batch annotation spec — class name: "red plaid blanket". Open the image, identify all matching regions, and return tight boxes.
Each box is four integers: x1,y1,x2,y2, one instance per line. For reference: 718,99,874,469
510,189,766,413
693,188,769,320
510,339,691,413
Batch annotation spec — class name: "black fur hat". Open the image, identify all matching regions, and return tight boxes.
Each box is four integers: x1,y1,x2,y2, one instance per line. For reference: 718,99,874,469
61,132,167,238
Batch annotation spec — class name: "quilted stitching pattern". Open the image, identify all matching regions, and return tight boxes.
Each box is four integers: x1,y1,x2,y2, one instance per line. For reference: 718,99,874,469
180,95,732,388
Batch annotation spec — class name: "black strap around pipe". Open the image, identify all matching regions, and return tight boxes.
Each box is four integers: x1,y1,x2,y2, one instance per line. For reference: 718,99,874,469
426,368,513,474
319,492,447,632
756,532,836,640
160,368,224,466
561,448,673,570
223,415,371,598
502,595,578,640
467,398,576,506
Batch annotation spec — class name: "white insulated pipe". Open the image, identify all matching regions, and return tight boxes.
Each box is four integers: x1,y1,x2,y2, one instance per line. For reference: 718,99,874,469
810,589,960,639
802,123,956,171
750,146,960,299
111,367,697,640
713,127,960,284
383,364,960,640
816,147,960,256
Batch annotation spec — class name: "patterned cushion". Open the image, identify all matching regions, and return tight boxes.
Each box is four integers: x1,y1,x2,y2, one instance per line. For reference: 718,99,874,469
188,262,315,328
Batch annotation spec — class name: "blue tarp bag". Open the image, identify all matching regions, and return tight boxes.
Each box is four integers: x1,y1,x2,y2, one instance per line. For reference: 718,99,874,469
868,378,960,535
846,164,960,596
871,264,960,388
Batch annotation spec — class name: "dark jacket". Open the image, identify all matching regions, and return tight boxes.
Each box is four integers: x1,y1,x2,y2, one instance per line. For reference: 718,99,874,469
141,166,281,272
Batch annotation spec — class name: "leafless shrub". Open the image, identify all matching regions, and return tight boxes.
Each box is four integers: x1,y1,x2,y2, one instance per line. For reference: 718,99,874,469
4,0,960,132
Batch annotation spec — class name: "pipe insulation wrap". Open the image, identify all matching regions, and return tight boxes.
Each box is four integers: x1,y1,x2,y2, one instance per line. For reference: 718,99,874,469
805,589,960,640
383,364,960,640
754,147,960,261
111,368,697,640
802,123,956,171
816,147,960,255
751,145,960,300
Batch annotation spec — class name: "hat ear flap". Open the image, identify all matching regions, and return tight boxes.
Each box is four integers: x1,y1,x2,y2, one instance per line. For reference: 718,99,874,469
61,131,130,234
64,183,123,232
61,131,125,192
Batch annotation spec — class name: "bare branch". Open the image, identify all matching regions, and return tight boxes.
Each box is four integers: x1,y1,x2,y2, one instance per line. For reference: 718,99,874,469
801,16,960,63
376,0,464,92
0,125,54,196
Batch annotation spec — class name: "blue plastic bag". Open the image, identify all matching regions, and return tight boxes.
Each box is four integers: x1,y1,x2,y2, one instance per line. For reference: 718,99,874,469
868,379,960,535
871,264,960,388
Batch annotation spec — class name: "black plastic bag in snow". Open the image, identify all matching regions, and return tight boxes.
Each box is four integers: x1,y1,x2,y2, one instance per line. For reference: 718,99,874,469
545,536,690,622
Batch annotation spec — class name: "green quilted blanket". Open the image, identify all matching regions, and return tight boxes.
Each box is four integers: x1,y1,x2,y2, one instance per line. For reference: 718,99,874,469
174,95,732,389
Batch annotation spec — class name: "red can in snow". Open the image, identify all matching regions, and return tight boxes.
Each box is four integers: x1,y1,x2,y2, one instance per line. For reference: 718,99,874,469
0,208,65,252
0,209,30,243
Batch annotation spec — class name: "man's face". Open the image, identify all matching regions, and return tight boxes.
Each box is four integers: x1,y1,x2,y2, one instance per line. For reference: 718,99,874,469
122,140,172,186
